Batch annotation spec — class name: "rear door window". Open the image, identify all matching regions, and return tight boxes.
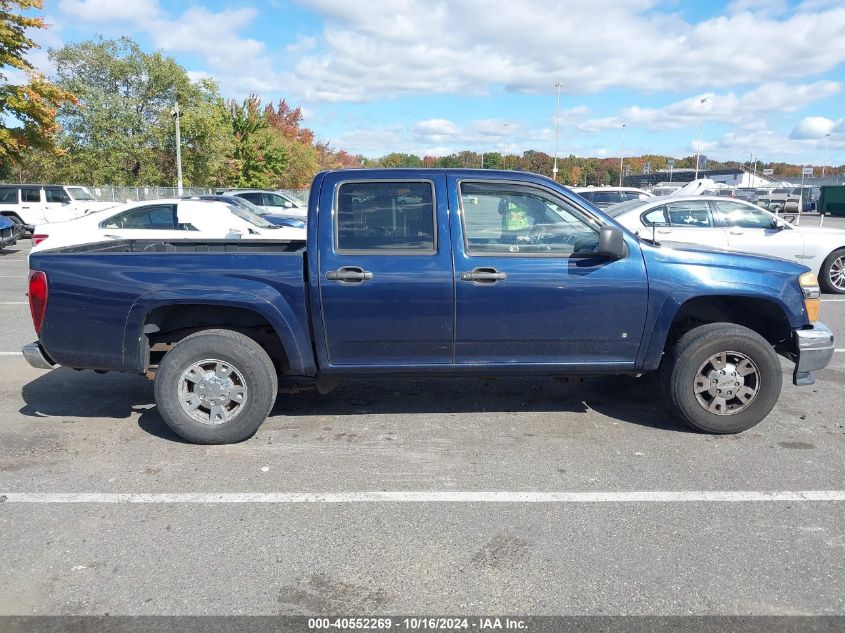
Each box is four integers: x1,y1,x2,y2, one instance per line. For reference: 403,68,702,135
335,181,436,253
101,204,177,230
665,201,713,227
21,188,41,203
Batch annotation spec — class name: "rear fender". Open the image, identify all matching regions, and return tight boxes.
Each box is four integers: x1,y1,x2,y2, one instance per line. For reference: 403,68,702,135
123,289,316,376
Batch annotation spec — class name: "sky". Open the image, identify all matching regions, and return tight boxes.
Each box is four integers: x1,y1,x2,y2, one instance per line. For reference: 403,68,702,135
26,0,845,164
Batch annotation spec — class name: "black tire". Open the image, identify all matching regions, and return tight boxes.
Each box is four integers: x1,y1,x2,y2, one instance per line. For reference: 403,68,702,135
154,329,278,444
661,323,782,434
819,248,845,294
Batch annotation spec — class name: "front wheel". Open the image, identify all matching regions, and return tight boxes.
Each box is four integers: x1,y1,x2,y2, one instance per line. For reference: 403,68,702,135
154,329,278,444
819,248,845,294
661,323,782,434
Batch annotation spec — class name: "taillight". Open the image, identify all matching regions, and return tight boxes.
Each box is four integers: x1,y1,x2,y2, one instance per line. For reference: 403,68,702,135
29,271,48,334
32,234,48,246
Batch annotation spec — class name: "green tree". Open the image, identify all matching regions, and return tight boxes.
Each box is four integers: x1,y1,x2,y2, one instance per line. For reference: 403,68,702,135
48,37,233,185
228,96,287,188
0,0,76,167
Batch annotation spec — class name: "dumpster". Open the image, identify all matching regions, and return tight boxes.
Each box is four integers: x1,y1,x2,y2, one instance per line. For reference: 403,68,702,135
818,186,845,216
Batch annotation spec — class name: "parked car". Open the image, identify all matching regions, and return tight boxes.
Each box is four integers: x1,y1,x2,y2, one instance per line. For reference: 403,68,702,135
0,184,115,230
30,198,305,253
0,214,26,250
221,189,307,221
570,186,653,209
186,194,306,230
607,195,845,293
757,187,817,213
23,169,833,443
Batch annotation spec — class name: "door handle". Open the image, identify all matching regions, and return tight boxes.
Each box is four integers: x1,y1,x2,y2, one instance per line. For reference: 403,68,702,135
326,266,373,283
656,228,672,234
729,228,744,235
461,267,507,284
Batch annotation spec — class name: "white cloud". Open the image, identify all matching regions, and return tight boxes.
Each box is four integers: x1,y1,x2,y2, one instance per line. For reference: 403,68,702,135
285,0,845,102
789,116,837,139
57,0,160,22
57,0,278,96
580,81,841,133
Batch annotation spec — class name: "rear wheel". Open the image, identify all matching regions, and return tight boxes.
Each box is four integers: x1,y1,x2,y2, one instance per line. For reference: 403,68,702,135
661,323,782,434
819,248,845,294
154,329,277,444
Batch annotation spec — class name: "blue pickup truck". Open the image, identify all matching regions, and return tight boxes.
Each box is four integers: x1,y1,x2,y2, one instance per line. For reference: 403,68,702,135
23,169,834,443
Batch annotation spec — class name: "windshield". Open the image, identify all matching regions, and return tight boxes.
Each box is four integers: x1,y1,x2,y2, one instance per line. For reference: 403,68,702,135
66,186,97,201
225,204,277,229
605,198,650,217
227,196,269,216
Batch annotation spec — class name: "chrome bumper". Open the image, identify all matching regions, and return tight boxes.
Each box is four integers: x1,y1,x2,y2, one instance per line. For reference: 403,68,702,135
21,342,57,370
792,322,834,386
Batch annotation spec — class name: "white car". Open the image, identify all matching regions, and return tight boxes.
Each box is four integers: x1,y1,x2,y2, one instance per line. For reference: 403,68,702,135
607,195,845,293
30,198,305,254
221,189,307,221
570,186,653,210
0,184,115,229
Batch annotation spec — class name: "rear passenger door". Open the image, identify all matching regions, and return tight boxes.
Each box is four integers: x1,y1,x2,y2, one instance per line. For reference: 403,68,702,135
19,186,46,224
317,174,454,366
645,200,729,249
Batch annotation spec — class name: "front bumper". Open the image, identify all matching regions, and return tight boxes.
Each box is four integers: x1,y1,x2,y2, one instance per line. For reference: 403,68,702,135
21,342,57,370
792,322,834,386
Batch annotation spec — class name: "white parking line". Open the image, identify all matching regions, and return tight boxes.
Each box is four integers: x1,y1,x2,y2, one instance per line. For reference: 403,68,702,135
1,491,844,504
822,299,845,302
0,352,22,356
0,302,27,305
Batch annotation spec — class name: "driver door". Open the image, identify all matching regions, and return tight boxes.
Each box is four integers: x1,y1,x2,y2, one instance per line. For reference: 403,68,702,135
43,187,79,223
713,200,804,263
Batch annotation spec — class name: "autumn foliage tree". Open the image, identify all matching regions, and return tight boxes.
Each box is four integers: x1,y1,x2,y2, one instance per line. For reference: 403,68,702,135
0,0,76,166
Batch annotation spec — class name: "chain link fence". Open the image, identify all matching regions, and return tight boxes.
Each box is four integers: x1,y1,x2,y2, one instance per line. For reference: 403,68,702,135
87,186,310,205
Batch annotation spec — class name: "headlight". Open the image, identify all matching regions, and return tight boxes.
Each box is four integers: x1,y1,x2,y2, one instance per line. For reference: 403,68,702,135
799,272,820,322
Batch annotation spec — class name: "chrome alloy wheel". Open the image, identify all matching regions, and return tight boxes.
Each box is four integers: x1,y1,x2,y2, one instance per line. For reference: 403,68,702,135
693,351,760,416
828,255,845,290
178,359,248,425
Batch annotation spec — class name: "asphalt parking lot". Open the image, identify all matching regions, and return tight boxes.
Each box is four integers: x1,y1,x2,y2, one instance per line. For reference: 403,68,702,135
0,232,843,616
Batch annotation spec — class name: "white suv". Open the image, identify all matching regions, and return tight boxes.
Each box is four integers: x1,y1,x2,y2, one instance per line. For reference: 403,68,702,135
0,184,115,230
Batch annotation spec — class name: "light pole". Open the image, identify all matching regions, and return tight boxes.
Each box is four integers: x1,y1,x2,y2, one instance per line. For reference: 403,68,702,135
502,123,511,170
618,123,626,187
171,102,184,196
822,133,831,178
694,97,708,180
552,81,563,181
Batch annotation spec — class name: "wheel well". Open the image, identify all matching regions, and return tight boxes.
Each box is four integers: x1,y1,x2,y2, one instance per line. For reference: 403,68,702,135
666,296,792,349
0,211,23,222
143,305,289,373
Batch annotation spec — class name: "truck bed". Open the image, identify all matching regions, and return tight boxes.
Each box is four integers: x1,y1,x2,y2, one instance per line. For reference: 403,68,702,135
30,239,311,373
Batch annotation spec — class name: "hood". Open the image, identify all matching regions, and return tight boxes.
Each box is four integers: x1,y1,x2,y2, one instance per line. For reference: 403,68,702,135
644,239,809,277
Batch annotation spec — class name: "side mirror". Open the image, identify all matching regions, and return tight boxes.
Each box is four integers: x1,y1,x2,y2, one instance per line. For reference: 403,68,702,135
283,201,293,208
597,225,626,259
